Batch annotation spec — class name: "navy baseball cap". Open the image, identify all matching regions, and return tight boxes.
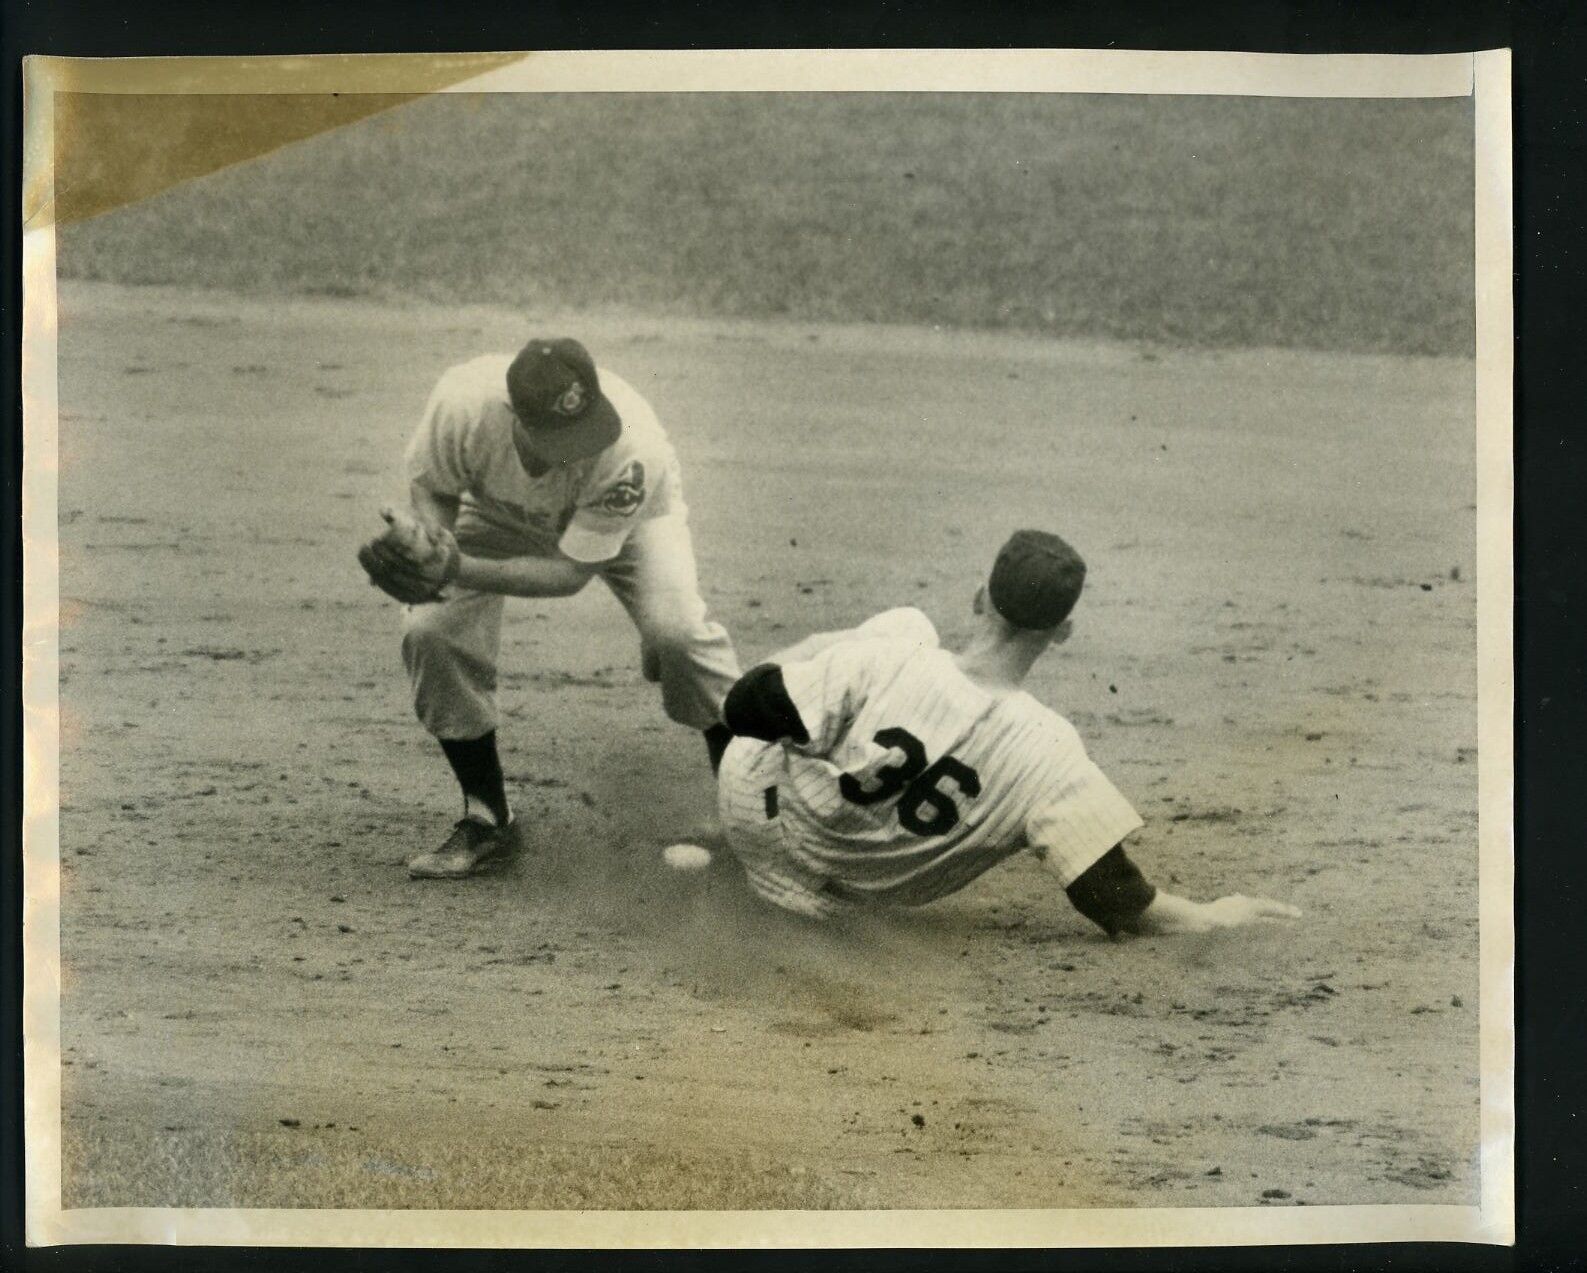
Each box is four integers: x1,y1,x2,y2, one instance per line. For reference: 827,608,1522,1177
505,338,622,464
987,530,1087,630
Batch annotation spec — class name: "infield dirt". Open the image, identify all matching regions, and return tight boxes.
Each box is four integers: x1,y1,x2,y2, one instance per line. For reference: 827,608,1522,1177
55,280,1477,1210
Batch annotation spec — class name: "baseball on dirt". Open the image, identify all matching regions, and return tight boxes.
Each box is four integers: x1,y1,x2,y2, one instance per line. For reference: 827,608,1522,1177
661,843,713,873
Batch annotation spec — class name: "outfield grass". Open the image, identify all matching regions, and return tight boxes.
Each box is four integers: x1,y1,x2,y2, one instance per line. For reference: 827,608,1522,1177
58,92,1473,357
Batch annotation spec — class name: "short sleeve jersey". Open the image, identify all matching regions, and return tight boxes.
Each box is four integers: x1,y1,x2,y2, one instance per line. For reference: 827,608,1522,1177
404,354,679,563
768,607,1144,906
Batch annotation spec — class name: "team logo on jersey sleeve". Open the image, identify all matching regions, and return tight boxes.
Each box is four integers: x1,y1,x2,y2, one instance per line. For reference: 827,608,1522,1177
598,461,646,516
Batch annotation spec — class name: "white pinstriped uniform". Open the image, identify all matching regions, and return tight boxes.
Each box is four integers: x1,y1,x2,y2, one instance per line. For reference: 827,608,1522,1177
717,608,1143,918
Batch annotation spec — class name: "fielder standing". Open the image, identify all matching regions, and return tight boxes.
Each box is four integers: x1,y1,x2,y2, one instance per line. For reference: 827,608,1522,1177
712,530,1299,936
360,337,741,879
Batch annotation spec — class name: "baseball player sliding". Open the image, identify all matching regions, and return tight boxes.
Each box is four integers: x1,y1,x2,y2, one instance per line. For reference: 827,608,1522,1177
710,530,1299,936
359,337,741,879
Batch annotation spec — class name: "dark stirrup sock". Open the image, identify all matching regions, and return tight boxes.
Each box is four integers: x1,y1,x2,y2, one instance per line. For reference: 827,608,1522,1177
438,731,511,827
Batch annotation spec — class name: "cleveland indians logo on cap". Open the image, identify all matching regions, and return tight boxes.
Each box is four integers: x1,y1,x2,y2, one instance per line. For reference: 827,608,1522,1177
551,381,589,418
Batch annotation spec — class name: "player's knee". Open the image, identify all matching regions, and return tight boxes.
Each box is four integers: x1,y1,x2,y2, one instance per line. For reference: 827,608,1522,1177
636,614,698,660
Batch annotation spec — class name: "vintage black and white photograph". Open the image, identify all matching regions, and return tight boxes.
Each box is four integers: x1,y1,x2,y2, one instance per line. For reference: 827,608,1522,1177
22,50,1511,1247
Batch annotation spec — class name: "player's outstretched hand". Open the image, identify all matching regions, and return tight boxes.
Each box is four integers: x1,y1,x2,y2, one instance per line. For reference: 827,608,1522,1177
1138,890,1302,935
1195,893,1304,930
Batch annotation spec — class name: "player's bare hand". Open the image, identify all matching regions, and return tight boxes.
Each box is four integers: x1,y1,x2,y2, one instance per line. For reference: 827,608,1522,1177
1195,893,1303,930
1138,890,1302,935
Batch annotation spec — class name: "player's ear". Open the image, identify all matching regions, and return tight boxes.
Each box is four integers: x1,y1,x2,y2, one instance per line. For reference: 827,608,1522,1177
1051,620,1074,646
972,585,987,616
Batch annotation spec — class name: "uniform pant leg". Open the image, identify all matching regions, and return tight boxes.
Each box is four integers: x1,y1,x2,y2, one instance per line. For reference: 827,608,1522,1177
599,512,741,730
717,738,845,919
400,589,507,740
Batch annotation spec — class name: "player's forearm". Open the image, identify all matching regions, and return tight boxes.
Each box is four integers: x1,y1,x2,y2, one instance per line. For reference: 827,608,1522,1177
1058,844,1157,936
1053,843,1300,938
1126,890,1203,935
1128,889,1303,935
454,553,596,598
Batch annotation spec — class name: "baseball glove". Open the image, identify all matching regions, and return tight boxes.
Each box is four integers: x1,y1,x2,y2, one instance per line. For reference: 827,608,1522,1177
357,506,461,605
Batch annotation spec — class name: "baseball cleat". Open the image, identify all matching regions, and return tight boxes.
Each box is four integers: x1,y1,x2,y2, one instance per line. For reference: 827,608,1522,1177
407,816,519,880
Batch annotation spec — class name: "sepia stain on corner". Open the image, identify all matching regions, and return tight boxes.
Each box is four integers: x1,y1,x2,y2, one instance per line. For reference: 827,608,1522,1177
23,53,528,229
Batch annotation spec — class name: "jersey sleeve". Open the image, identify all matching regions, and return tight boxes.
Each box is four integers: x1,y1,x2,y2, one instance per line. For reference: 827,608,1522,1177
723,664,810,743
776,639,909,757
404,374,475,497
558,458,655,564
1022,727,1145,886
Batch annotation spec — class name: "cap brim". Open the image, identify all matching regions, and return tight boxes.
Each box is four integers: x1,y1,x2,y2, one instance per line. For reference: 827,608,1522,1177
522,393,622,463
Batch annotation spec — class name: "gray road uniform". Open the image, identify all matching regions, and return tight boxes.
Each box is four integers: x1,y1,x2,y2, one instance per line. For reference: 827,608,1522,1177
399,354,741,739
